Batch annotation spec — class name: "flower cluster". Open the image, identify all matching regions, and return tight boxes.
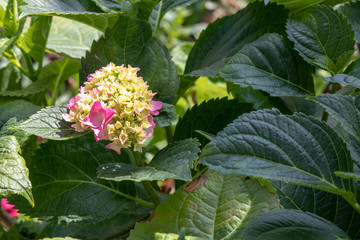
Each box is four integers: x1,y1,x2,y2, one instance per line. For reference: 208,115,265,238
1,198,19,217
63,63,162,154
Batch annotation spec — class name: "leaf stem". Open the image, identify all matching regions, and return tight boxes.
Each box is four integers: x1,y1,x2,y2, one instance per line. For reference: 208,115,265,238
51,58,69,105
133,151,161,207
3,51,31,78
0,208,15,230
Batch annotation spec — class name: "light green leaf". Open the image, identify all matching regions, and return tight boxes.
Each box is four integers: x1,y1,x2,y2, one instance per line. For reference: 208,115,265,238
273,182,360,238
11,135,146,223
16,106,89,140
0,136,33,206
129,170,281,239
80,0,178,104
335,171,360,182
286,5,355,74
269,0,351,12
309,94,360,141
19,0,120,32
0,63,21,91
338,1,360,42
0,20,24,57
200,109,355,199
219,33,314,97
154,233,205,240
243,209,351,240
98,139,200,182
179,2,288,97
324,58,360,88
17,16,52,62
47,17,102,59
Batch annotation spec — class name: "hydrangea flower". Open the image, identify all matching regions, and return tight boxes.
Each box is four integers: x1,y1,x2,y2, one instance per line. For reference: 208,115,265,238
1,198,19,217
63,63,162,154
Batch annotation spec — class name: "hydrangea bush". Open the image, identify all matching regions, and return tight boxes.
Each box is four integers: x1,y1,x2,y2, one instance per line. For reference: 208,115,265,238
1,0,360,239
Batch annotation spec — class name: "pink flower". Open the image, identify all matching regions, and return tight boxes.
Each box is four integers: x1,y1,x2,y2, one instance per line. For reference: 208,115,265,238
149,100,162,116
65,95,80,111
1,198,19,217
83,101,116,141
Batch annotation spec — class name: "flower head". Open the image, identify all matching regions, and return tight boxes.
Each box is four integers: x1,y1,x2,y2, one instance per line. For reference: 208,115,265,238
63,63,162,154
1,198,19,217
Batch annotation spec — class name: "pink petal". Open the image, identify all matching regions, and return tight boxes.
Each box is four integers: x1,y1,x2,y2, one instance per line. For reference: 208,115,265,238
149,100,162,116
144,116,155,137
106,141,122,154
65,95,79,111
1,198,19,217
83,101,115,139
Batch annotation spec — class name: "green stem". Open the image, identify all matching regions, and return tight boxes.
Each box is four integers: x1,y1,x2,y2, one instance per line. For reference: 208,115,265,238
3,51,31,77
153,0,163,36
165,126,173,144
351,201,360,215
12,0,18,33
0,208,14,230
51,58,69,105
20,49,36,79
133,151,161,207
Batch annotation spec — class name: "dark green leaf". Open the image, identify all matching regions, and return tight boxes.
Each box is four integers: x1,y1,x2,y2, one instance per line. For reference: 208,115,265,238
39,211,147,240
129,170,281,239
219,33,314,97
80,1,178,103
200,109,355,198
243,209,351,240
19,0,120,32
174,98,252,147
135,0,159,22
17,16,52,62
338,1,360,42
179,2,288,97
273,182,360,238
98,139,200,182
0,99,41,126
16,106,88,140
11,135,146,223
0,136,33,206
310,94,360,141
0,63,21,91
47,17,102,59
153,102,176,127
324,58,360,88
286,5,355,74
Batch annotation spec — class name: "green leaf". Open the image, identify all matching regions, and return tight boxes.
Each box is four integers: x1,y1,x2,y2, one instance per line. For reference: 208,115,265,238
39,211,147,240
219,33,314,97
98,139,200,182
153,102,176,127
0,63,21,91
0,74,56,98
11,135,146,223
273,182,360,238
0,20,24,57
17,16,52,62
243,209,351,240
129,170,281,239
171,42,193,75
324,58,360,88
154,233,205,240
338,1,360,42
179,2,288,97
16,106,88,140
0,99,41,126
286,5,355,74
0,136,33,206
46,17,102,59
309,94,360,141
19,0,120,32
200,109,355,198
174,98,253,147
135,0,159,22
80,0,178,104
